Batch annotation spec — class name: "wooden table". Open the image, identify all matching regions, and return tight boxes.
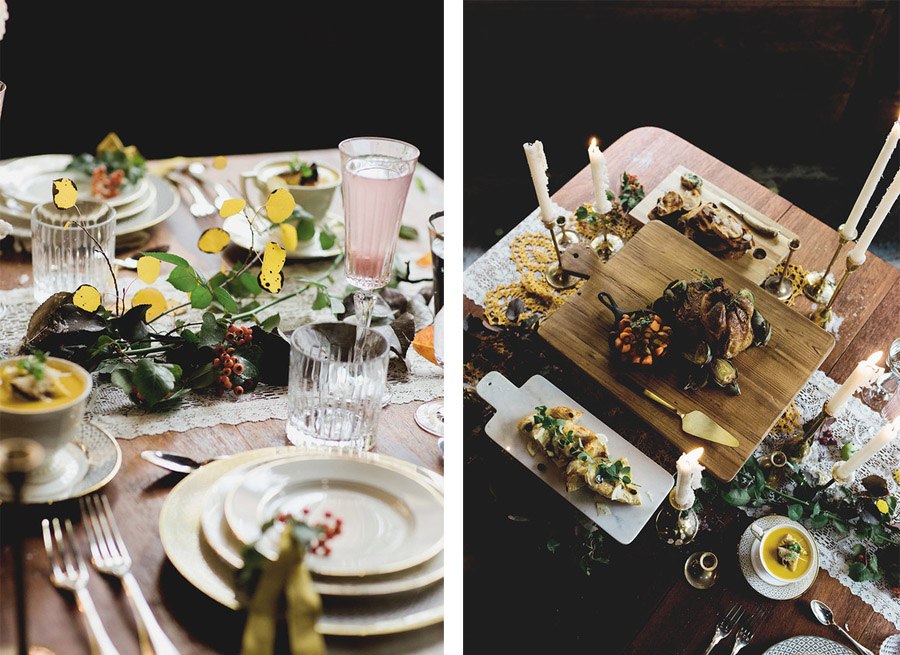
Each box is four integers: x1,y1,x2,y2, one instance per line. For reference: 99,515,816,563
0,151,444,655
464,127,899,654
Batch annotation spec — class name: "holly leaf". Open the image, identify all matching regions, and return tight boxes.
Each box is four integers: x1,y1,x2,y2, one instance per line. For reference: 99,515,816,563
132,359,179,406
143,252,190,268
191,286,213,309
213,286,239,313
197,312,226,348
183,362,217,389
168,266,199,292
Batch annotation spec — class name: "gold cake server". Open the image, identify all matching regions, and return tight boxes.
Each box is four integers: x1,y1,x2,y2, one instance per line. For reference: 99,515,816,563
641,388,740,447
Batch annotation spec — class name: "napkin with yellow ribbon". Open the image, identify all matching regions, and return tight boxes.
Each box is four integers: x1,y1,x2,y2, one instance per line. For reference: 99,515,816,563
238,516,341,655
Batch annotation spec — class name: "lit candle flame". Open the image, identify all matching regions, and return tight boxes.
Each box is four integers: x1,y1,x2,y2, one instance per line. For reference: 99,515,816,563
866,351,883,366
687,447,704,461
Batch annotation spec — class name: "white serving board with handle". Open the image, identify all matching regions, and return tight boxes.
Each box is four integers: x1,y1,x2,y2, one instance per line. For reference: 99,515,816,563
476,371,674,545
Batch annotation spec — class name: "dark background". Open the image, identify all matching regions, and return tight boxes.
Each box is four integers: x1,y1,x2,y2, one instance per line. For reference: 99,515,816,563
464,0,900,266
0,1,443,176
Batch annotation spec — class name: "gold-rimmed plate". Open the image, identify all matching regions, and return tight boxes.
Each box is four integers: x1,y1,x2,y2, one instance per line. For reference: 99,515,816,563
224,455,444,577
159,447,444,636
0,422,121,504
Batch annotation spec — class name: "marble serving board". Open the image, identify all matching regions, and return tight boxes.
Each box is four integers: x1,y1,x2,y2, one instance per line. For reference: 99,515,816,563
476,371,674,545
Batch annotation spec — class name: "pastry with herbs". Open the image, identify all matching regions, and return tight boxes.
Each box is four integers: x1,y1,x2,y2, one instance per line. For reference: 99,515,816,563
518,405,640,506
680,202,753,259
776,533,809,572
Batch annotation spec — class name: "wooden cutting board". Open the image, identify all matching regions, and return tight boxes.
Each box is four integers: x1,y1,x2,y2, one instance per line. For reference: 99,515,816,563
538,221,834,481
629,165,800,285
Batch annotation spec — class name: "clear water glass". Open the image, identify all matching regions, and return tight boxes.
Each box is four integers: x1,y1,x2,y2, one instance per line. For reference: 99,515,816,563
31,201,116,303
286,322,389,451
861,337,900,415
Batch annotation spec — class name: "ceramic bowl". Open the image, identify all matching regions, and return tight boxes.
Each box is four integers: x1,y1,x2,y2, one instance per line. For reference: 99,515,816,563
241,157,340,221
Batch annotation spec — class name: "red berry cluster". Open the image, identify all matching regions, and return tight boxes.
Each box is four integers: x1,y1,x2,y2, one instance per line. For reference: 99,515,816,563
91,164,125,199
212,325,255,398
278,510,344,557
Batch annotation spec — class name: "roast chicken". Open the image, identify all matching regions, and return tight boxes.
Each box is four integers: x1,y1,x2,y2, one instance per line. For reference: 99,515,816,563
681,202,753,259
673,278,754,359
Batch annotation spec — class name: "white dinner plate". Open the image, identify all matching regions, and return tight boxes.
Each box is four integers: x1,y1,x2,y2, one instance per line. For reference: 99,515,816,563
763,636,854,655
224,456,444,576
476,371,674,545
200,454,444,596
738,515,818,600
159,447,444,635
0,154,147,208
222,211,343,260
1,173,179,240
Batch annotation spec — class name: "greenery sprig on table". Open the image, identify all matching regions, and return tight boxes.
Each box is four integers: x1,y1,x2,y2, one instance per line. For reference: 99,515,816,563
698,457,899,590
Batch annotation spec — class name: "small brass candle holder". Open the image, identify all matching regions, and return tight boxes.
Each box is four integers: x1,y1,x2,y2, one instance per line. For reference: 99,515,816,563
803,225,856,304
762,238,801,301
656,489,700,547
831,461,856,486
757,450,789,485
783,402,834,463
684,551,719,589
589,210,624,262
810,254,864,328
543,213,579,290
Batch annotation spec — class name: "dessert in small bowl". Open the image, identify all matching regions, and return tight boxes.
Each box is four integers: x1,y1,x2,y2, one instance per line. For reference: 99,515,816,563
0,353,92,485
241,156,341,221
750,518,818,586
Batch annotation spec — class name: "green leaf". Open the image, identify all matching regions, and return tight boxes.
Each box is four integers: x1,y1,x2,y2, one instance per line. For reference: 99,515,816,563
415,176,426,193
810,513,829,529
850,543,867,556
787,504,805,521
197,312,226,347
233,356,258,380
546,538,560,554
110,366,133,393
722,488,752,507
168,266,199,292
319,229,336,250
296,219,316,242
238,272,263,295
848,561,880,583
191,286,213,309
213,286,239,313
132,359,178,406
181,328,199,346
398,225,418,240
312,288,330,310
700,473,717,494
184,362,217,389
840,442,857,461
208,271,227,287
330,296,345,314
143,252,190,267
260,314,281,331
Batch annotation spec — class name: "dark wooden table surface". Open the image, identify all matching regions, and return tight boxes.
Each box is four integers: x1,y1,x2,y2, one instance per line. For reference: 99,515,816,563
464,127,899,654
0,152,444,654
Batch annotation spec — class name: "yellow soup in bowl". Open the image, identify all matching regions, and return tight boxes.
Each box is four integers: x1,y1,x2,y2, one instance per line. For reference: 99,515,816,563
761,526,812,580
0,358,87,411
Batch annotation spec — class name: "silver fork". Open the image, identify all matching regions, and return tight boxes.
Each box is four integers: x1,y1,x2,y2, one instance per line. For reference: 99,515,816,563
41,517,121,655
166,172,215,218
730,607,764,654
704,604,745,655
80,494,180,655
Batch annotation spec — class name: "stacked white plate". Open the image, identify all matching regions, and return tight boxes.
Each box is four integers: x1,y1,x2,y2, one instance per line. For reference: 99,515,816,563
0,154,180,240
159,447,445,639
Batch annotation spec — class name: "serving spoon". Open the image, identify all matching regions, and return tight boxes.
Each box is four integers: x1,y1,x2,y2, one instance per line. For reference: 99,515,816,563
810,600,874,655
140,450,224,474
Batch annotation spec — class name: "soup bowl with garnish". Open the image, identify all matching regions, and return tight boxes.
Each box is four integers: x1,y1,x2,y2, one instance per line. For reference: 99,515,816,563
241,156,341,221
0,354,92,482
750,519,818,586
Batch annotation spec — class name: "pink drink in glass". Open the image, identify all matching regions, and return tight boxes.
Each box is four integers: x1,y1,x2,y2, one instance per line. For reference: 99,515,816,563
343,154,415,290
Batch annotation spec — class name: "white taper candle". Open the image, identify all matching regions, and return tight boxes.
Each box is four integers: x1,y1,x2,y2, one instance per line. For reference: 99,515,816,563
848,166,900,265
825,351,884,416
523,141,557,228
588,138,613,215
842,121,900,239
836,418,899,479
674,448,704,508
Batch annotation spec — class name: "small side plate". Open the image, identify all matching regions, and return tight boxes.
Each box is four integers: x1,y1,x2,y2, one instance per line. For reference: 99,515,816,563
476,371,673,544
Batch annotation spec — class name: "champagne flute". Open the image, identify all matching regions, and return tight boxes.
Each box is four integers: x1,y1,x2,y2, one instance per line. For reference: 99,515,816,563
339,137,420,352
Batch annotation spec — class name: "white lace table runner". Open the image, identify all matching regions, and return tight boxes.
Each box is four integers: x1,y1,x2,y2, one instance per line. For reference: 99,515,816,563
753,369,899,627
0,264,443,441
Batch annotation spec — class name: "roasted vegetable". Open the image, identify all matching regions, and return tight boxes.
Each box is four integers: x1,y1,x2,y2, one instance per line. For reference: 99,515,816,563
710,358,738,387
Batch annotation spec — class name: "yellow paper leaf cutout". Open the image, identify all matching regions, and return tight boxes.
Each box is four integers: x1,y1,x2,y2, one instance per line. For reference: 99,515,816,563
257,241,287,294
132,288,168,321
136,256,161,284
219,198,246,218
212,156,228,170
73,284,102,312
63,221,73,229
265,188,295,223
280,223,298,250
416,252,432,267
197,227,231,253
52,178,78,210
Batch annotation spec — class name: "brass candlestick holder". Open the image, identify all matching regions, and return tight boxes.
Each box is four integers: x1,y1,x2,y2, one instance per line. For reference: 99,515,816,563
589,211,624,262
762,238,801,301
684,551,719,589
810,254,864,328
656,489,699,547
544,213,579,290
757,450,789,485
783,402,834,463
803,225,856,304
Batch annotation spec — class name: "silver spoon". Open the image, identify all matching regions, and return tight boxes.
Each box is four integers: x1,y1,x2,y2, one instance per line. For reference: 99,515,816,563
140,450,223,474
187,162,232,210
810,600,874,655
